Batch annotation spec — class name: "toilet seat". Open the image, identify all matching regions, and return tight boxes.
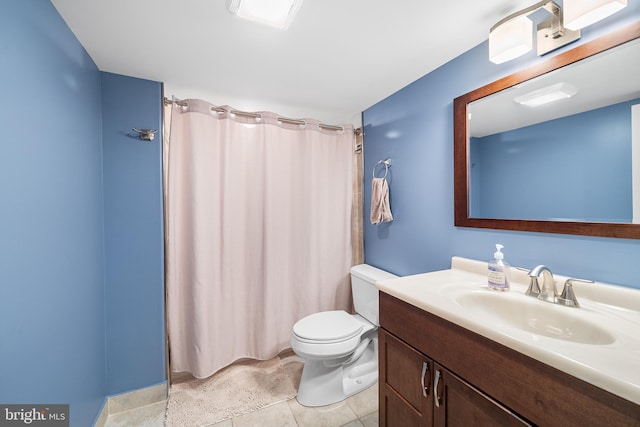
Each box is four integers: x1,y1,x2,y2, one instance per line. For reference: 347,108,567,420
291,311,374,360
292,310,363,343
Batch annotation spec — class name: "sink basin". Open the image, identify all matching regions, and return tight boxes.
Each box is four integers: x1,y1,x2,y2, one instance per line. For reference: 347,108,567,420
455,292,616,345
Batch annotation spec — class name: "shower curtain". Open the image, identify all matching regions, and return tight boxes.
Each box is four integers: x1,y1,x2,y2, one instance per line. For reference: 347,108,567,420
165,99,355,379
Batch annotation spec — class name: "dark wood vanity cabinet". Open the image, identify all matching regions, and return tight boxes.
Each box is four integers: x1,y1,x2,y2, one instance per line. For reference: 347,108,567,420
379,292,640,427
432,362,529,426
380,329,529,427
380,328,432,426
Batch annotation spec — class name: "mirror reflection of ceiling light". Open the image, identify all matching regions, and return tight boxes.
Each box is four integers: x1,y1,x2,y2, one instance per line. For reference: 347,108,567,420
227,0,304,30
514,82,578,107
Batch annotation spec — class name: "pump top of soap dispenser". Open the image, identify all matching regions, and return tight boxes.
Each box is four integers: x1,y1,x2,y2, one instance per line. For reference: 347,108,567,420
494,244,504,260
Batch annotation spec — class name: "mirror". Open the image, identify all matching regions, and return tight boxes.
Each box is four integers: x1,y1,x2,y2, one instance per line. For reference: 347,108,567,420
454,21,640,239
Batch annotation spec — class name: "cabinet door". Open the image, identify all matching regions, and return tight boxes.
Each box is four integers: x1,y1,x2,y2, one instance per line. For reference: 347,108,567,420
379,329,433,427
432,364,532,427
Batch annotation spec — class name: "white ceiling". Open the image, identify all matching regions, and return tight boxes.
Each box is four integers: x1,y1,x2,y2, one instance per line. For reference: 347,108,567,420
51,0,535,124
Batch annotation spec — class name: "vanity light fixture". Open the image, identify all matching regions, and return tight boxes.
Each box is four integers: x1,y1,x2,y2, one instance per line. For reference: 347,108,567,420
514,82,578,107
489,0,627,64
563,0,628,30
489,1,580,64
227,0,304,30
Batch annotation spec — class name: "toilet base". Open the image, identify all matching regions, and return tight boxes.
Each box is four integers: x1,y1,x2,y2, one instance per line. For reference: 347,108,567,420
295,335,378,407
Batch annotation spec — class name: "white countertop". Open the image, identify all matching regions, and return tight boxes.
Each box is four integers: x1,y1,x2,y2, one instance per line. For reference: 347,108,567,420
375,257,640,405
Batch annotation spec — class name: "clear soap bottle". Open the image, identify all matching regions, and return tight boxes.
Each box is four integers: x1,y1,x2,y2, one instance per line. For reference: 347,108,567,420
488,244,510,291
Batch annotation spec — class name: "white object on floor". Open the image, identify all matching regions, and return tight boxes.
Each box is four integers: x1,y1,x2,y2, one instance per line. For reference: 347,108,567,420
291,264,397,406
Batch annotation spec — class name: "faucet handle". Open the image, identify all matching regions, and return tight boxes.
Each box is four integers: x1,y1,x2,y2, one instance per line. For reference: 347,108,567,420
525,276,541,297
514,267,541,297
557,278,594,308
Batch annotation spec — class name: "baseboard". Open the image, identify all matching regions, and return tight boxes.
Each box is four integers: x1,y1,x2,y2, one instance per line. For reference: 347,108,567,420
93,398,109,427
92,382,167,426
108,383,167,414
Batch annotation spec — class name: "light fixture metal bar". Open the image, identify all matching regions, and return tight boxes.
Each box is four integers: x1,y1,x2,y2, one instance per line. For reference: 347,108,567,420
541,1,564,38
536,0,581,56
537,17,581,55
490,0,553,33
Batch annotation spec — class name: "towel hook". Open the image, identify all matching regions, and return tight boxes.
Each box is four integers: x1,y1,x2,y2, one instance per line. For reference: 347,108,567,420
132,128,158,141
373,158,392,179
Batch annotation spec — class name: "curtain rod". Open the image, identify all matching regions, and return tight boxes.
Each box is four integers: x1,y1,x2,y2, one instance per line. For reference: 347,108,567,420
163,97,361,134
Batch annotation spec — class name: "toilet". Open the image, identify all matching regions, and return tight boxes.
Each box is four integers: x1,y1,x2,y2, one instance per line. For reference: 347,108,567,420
290,264,397,407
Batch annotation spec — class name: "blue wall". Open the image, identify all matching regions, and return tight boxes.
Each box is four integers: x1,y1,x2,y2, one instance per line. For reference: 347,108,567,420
0,2,166,425
363,5,640,289
471,99,637,222
0,1,106,424
102,73,166,395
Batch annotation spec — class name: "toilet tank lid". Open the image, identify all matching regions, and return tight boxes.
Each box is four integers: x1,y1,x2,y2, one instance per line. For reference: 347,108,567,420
350,264,397,282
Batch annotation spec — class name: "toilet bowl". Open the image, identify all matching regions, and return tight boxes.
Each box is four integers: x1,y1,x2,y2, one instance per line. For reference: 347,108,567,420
290,264,397,407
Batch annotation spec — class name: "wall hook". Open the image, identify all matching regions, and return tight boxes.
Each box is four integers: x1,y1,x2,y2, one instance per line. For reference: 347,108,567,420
132,128,158,141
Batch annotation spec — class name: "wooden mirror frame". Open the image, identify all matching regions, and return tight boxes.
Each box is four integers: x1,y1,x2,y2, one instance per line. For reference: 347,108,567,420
454,21,640,239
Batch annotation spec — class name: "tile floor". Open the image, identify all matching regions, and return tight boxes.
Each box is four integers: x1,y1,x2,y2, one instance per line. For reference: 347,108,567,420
104,382,379,427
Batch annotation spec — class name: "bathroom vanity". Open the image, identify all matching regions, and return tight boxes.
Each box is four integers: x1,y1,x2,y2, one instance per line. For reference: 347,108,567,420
376,258,640,427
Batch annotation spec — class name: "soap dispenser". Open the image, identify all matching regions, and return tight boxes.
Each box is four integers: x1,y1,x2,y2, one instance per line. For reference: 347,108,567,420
488,244,510,291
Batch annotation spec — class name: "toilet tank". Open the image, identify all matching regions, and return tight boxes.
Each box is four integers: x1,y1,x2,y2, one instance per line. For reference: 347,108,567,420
350,264,397,326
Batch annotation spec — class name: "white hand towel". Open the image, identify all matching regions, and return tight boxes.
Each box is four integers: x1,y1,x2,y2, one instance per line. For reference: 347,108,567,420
370,177,393,225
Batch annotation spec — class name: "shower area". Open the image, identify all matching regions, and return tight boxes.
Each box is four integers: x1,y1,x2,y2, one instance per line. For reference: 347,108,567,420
162,97,364,384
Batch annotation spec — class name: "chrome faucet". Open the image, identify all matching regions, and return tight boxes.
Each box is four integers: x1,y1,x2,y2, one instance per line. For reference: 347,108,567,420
527,265,594,308
527,265,556,302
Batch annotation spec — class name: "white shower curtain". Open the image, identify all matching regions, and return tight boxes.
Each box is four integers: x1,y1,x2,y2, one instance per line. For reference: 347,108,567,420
165,99,354,379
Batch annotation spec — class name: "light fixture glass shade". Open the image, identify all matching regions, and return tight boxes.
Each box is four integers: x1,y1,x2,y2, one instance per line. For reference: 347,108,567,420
563,0,627,31
228,0,303,30
489,15,533,64
514,82,578,107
